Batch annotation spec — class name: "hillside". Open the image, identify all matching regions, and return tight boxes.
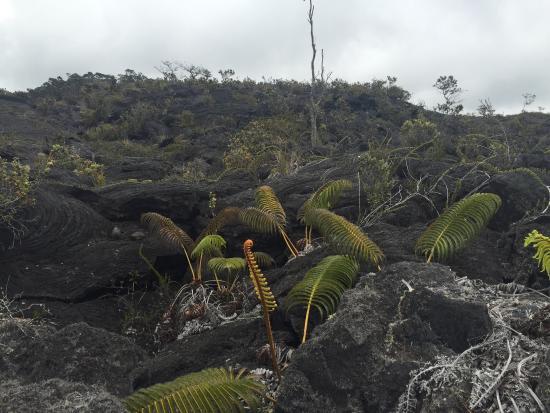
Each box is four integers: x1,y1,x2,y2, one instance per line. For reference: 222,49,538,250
0,72,549,412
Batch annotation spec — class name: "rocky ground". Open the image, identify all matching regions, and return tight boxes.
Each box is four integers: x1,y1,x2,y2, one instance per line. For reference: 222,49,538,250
0,89,549,412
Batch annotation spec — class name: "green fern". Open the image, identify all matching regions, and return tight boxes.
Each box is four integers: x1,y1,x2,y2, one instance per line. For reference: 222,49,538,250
298,179,353,222
298,179,353,245
524,229,550,277
123,367,264,413
304,207,384,267
200,207,242,237
256,185,287,227
190,235,226,260
207,257,246,275
240,185,298,257
253,251,276,268
285,255,359,343
415,193,502,263
141,212,194,254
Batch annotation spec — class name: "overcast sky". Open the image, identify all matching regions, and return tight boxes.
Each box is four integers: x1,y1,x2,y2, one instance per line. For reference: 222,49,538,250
1,0,549,114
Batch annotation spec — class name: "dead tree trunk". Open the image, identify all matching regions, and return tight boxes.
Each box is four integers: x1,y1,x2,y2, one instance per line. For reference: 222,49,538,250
307,0,320,147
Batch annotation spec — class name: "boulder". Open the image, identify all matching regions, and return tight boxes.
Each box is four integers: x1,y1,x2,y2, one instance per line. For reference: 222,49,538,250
130,316,293,391
484,171,549,231
276,262,492,412
0,379,125,413
3,322,147,396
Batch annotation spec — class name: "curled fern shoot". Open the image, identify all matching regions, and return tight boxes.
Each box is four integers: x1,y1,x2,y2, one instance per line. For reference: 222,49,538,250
285,255,359,343
415,193,502,263
123,367,264,413
304,208,384,267
298,179,353,245
243,239,281,379
524,229,550,277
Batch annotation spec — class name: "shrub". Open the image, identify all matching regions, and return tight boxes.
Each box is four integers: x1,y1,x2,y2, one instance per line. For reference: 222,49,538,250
122,102,158,139
223,117,301,177
85,123,121,141
400,117,443,158
47,144,105,186
357,152,395,209
0,157,33,231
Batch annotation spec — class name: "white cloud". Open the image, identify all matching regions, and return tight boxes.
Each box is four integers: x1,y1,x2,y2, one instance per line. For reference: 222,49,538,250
0,0,549,113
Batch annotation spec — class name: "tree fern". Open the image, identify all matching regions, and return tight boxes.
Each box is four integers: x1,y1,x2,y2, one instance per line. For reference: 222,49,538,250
285,255,359,343
123,367,264,413
524,229,550,277
243,239,281,379
304,208,384,267
415,193,502,263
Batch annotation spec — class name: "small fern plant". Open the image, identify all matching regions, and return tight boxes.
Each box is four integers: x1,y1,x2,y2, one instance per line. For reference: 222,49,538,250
298,179,353,246
123,367,264,413
240,185,299,257
141,213,227,283
304,207,384,268
415,193,502,263
524,229,550,277
243,239,281,379
285,255,359,343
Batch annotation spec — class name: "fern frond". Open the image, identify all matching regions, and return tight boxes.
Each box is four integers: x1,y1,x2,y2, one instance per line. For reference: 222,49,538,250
141,212,195,254
243,240,277,312
304,208,384,266
298,179,353,222
243,239,281,379
201,207,242,236
190,235,226,260
524,229,550,277
208,257,247,275
285,255,359,343
256,185,286,227
415,193,502,262
240,207,298,257
239,207,279,235
254,252,276,268
124,367,264,413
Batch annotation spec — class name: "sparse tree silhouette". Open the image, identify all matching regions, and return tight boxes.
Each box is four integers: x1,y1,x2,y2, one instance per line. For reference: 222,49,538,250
522,92,536,112
183,64,211,80
155,60,181,82
218,69,236,82
477,98,495,117
433,75,463,115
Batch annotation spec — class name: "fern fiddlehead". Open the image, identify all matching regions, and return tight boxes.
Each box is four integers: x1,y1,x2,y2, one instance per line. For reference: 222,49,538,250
243,239,281,379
